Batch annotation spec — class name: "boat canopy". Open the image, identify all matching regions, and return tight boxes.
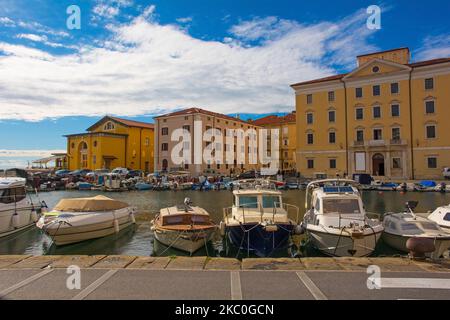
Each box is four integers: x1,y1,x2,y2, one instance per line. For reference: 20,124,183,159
419,180,436,187
53,195,129,212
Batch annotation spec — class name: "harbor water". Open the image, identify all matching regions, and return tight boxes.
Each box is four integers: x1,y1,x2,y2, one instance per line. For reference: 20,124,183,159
2,189,450,257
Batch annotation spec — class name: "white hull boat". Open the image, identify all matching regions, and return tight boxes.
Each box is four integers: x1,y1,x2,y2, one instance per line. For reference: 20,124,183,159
0,178,43,238
383,201,450,259
37,195,137,246
428,204,450,230
151,199,216,254
303,179,384,257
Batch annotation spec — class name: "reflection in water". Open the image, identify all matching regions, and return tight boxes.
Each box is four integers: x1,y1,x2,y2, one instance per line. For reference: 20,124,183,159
0,189,449,257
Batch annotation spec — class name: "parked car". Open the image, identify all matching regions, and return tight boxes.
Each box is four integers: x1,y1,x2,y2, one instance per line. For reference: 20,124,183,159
69,169,92,177
444,167,450,180
112,167,129,177
237,170,257,179
55,169,71,177
86,169,109,178
127,170,143,178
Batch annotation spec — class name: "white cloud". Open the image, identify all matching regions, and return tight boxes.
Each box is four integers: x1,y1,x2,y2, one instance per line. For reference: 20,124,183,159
0,150,65,169
16,33,66,48
176,17,193,24
93,4,120,19
0,7,378,122
0,16,15,27
415,34,450,61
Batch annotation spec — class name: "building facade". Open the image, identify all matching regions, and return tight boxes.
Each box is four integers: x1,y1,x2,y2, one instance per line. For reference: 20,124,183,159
66,116,154,172
154,108,261,176
252,112,297,172
292,48,450,179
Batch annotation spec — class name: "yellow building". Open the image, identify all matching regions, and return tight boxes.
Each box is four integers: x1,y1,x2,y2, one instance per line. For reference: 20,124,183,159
252,112,297,172
66,116,155,172
291,48,450,179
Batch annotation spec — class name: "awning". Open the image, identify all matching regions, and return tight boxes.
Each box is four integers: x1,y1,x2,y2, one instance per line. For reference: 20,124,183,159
32,155,65,164
102,155,118,160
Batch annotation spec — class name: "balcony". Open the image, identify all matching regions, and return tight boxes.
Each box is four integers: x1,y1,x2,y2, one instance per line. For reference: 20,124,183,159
351,139,408,148
368,139,386,147
390,139,407,146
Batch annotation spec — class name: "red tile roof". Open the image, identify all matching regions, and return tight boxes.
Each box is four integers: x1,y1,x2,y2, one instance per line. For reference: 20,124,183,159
291,57,450,88
87,116,154,131
356,47,410,58
252,113,296,126
154,107,258,126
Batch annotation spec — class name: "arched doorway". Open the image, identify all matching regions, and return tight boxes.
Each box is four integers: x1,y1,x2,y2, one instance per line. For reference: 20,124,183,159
78,142,88,169
372,153,385,176
162,159,168,171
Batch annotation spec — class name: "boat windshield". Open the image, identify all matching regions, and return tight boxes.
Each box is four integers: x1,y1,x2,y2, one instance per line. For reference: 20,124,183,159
401,223,422,232
238,196,258,209
420,222,439,230
262,196,281,208
322,199,361,214
444,213,450,221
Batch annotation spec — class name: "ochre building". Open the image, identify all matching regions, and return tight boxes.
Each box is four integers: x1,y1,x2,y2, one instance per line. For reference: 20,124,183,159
291,48,450,179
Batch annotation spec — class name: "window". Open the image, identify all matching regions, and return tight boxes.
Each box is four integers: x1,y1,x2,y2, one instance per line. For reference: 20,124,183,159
329,159,337,169
239,196,258,209
329,132,336,144
306,113,313,124
391,83,399,94
373,85,381,96
71,143,75,149
262,196,281,208
392,158,401,169
392,128,401,141
161,143,169,151
217,164,221,170
182,125,190,132
307,133,314,145
372,66,380,73
426,125,436,139
161,127,169,136
427,157,437,169
373,106,381,118
104,122,115,130
425,100,435,114
425,78,434,90
328,110,336,123
307,159,314,169
391,104,400,117
355,87,363,98
328,91,335,102
356,108,364,120
356,130,364,142
0,187,26,204
145,138,150,146
373,129,382,140
323,199,360,214
306,94,313,104
184,116,189,120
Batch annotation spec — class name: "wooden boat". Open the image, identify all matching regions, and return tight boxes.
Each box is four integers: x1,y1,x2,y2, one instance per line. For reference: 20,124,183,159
151,198,216,254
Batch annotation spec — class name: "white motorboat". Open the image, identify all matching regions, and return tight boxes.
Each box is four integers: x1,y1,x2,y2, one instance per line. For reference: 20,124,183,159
383,201,450,259
221,180,300,257
428,204,450,230
151,198,216,254
302,179,384,257
0,177,43,238
37,195,137,246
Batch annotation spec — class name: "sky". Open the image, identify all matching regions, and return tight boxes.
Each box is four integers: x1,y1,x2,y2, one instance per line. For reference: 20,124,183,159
0,0,449,168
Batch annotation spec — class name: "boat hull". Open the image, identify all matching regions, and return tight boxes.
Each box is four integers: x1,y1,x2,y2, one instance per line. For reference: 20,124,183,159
307,228,382,257
226,223,295,257
153,228,216,254
382,232,450,259
0,207,40,238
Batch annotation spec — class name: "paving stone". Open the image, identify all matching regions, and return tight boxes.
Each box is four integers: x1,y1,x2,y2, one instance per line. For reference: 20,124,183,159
301,258,343,270
368,257,424,272
126,257,171,269
0,255,31,268
413,259,450,272
165,256,207,270
334,257,372,270
7,256,63,269
91,255,137,269
205,258,241,270
50,255,106,268
242,258,304,270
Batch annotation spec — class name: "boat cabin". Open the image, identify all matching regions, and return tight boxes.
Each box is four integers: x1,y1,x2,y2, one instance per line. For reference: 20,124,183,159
0,178,27,205
159,205,213,228
384,213,445,236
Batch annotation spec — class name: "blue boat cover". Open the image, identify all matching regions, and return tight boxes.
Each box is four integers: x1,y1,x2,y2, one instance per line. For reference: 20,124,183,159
419,180,436,187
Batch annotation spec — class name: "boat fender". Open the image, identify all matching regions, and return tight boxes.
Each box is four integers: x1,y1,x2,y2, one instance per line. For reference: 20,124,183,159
12,213,20,228
130,212,136,224
294,224,305,235
114,219,120,233
219,221,226,237
31,210,39,223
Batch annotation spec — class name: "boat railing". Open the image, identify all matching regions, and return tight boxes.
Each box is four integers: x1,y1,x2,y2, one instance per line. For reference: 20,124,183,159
273,202,300,224
223,202,300,224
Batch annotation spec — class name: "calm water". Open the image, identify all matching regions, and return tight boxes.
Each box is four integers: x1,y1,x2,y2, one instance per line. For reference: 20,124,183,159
1,189,450,257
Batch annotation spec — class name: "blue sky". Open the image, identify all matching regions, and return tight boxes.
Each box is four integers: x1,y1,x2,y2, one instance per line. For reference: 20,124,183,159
0,0,449,167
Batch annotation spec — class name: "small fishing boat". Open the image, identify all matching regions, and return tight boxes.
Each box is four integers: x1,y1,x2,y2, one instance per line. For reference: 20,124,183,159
221,180,300,257
302,179,384,257
151,198,216,254
383,201,450,259
103,173,128,192
135,182,153,191
37,195,137,246
427,204,450,231
0,177,44,238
